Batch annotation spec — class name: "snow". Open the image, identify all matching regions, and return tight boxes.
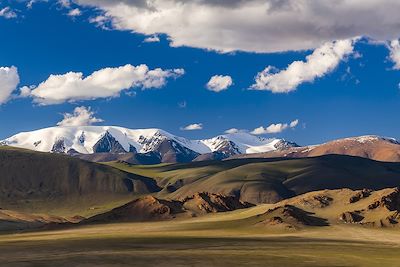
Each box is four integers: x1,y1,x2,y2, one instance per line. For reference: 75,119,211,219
200,132,281,154
1,126,288,155
325,135,400,145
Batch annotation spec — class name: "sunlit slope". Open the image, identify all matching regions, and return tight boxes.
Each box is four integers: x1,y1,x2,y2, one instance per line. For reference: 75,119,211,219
107,155,400,204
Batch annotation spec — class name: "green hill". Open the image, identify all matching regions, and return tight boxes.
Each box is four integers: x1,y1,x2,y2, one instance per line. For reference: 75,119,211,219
106,155,400,204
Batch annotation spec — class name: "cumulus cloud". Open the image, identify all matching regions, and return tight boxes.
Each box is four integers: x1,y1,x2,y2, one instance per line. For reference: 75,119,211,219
388,40,400,70
181,123,203,131
58,0,72,8
88,15,111,30
68,8,82,16
289,119,299,128
224,128,240,134
144,35,160,43
23,64,184,105
206,75,233,92
57,106,104,126
251,119,299,135
74,0,400,53
0,66,20,104
0,7,17,19
251,39,355,92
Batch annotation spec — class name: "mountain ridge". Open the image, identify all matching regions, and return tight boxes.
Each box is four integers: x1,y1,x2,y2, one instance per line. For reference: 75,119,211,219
1,126,297,163
3,127,400,163
230,135,400,162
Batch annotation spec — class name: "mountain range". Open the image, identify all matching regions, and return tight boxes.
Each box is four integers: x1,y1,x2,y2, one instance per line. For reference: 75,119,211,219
0,126,298,163
2,126,400,163
2,145,400,231
232,135,400,162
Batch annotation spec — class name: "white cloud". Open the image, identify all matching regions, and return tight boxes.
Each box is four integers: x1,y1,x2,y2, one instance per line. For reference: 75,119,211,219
68,8,82,16
289,119,299,128
181,123,203,131
19,85,35,98
88,15,111,30
251,119,299,135
388,40,400,70
144,35,160,43
75,0,400,53
224,128,240,134
58,0,72,8
57,106,104,126
0,7,17,19
206,75,233,92
251,39,355,92
27,1,36,9
24,64,184,105
0,66,20,104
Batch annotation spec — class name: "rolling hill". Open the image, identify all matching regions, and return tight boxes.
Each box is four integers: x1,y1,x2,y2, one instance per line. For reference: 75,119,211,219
85,193,253,224
107,155,400,204
0,146,160,216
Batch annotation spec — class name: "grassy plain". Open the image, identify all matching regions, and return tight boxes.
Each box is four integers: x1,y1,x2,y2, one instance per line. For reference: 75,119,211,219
1,205,400,267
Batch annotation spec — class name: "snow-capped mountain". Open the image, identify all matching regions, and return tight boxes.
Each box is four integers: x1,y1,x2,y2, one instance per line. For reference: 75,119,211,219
230,135,400,163
0,126,298,163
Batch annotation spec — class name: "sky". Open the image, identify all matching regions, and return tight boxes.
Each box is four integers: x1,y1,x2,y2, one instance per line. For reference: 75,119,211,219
0,0,400,145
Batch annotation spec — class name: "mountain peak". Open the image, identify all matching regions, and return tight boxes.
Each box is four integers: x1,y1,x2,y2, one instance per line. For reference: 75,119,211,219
0,125,292,163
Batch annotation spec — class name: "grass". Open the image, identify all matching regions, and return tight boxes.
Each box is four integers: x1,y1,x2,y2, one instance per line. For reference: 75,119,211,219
1,216,400,267
4,194,138,218
104,156,400,204
1,189,400,266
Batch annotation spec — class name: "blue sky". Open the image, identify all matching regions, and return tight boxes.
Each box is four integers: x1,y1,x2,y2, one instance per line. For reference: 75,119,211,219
0,1,400,145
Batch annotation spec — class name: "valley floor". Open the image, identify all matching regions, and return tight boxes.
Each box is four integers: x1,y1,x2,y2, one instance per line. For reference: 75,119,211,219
1,211,400,267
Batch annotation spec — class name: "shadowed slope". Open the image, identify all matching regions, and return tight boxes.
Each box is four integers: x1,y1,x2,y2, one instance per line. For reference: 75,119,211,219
0,146,160,216
107,155,400,204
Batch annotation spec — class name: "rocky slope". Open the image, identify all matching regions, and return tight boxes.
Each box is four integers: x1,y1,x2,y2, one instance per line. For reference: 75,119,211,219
85,192,253,223
254,187,400,229
109,154,400,204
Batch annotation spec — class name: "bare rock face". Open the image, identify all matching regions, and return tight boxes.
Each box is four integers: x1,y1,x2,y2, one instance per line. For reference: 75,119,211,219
379,188,400,211
273,140,299,151
84,193,253,223
51,138,66,153
257,205,329,229
341,188,400,227
298,194,333,208
367,188,400,211
349,189,372,203
339,211,364,223
93,131,127,153
85,196,185,223
181,192,253,214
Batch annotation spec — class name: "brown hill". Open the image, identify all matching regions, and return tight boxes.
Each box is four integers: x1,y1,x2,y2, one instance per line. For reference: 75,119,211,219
0,146,160,215
85,193,253,223
0,208,84,231
256,205,329,229
109,155,400,205
230,135,400,162
253,187,400,229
